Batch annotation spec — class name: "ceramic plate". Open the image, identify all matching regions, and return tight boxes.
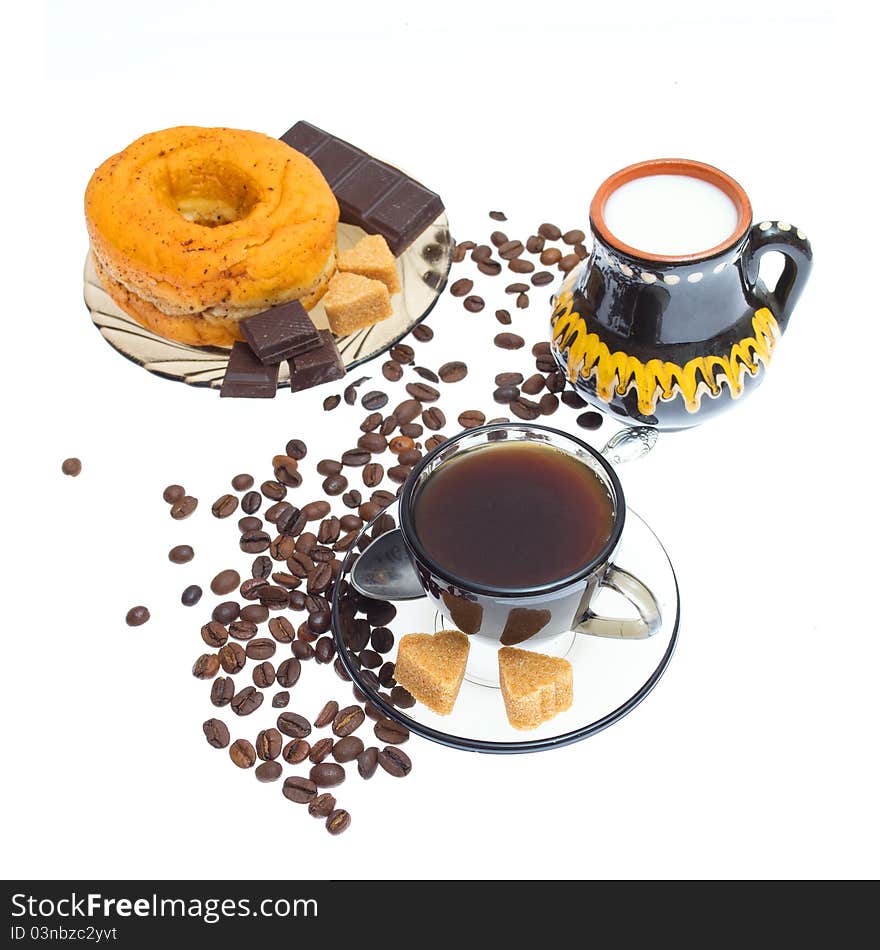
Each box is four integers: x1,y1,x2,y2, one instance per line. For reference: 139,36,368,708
83,214,452,387
331,501,680,753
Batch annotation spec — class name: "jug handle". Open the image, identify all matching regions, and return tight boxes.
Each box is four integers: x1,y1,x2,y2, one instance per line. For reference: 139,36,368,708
742,220,813,330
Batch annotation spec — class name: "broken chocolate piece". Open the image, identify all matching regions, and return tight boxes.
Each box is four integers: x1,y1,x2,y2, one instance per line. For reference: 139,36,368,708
288,331,345,393
281,121,444,255
240,300,320,364
220,343,279,398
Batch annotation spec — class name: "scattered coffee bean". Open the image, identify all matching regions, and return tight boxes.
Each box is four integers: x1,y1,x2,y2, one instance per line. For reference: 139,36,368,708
283,738,310,763
332,705,365,737
309,793,336,817
163,484,185,504
309,737,334,763
255,761,282,783
526,234,545,253
490,230,508,247
545,370,566,393
276,657,302,689
516,292,530,309
496,371,524,386
282,776,317,803
60,457,82,477
438,361,468,383
539,393,559,415
559,253,580,273
211,677,235,707
380,415,398,435
326,809,351,836
511,396,542,420
240,578,269,602
358,432,387,453
390,343,415,364
395,400,423,425
521,373,546,395
240,530,271,554
219,642,246,674
210,569,241,596
261,480,287,501
357,746,379,779
169,544,194,564
212,601,240,624
360,412,383,433
412,323,434,342
413,366,439,383
341,449,370,468
212,494,238,519
332,736,364,763
387,465,411,485
362,463,384,487
125,606,150,627
390,685,416,709
323,394,341,411
374,718,410,744
506,282,529,295
310,763,346,788
285,439,308,461
314,700,339,728
495,308,512,324
378,746,412,777
203,718,230,749
170,496,198,520
498,239,524,260
563,228,585,245
494,332,525,350
471,244,492,262
292,640,316,661
273,690,290,708
361,391,388,411
509,257,535,274
478,259,502,276
531,270,554,286
406,382,440,402
382,360,404,381
458,409,486,429
277,712,311,738
541,247,562,265
489,210,507,221
231,685,263,716
450,278,473,297
246,638,276,661
238,516,262,533
229,739,256,769
463,295,485,313
181,584,202,607
561,390,588,409
241,604,269,624
538,222,562,240
577,410,604,430
231,473,254,491
241,491,262,514
255,727,283,761
272,456,301,488
344,376,370,405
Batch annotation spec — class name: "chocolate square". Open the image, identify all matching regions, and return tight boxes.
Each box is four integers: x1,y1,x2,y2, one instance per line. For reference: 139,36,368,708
280,120,327,155
334,159,400,226
288,331,345,393
306,139,368,188
220,343,279,398
240,300,320,364
364,179,444,255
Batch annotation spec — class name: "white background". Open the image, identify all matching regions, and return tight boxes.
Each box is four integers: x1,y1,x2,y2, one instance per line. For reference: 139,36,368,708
1,0,877,880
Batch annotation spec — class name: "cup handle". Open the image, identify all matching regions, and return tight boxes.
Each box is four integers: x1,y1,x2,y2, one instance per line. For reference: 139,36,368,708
742,220,813,330
574,565,662,640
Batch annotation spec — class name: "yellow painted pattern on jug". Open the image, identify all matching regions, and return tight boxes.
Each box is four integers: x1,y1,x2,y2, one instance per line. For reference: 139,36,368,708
551,277,779,415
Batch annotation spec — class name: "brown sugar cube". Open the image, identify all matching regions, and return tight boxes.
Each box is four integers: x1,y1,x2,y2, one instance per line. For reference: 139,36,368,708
394,630,470,715
323,272,393,335
498,647,573,730
336,234,402,294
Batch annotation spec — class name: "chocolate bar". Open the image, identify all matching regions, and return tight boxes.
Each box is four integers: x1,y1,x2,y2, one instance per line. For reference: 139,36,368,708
281,121,444,255
220,342,279,398
240,299,320,364
288,330,345,393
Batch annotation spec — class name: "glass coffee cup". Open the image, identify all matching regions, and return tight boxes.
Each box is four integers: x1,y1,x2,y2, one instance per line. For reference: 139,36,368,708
395,423,661,645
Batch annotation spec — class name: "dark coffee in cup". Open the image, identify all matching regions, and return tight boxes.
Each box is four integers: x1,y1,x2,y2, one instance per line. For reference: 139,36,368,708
411,441,613,589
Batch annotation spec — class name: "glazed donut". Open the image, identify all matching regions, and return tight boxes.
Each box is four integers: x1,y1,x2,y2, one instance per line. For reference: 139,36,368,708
85,127,339,347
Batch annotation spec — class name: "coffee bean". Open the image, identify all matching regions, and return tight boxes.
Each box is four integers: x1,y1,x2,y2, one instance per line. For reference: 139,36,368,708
358,649,381,670
387,436,413,455
307,564,332,596
353,747,378,781
437,361,467,384
309,793,336,817
343,377,366,405
394,399,422,424
277,712,311,738
538,222,562,240
125,606,150,627
332,736,364,763
516,292,530,309
240,604,269,624
498,239,524,260
261,480,287,501
282,738,310,763
401,423,423,439
471,244,492,262
307,737,333,764
458,409,486,429
494,385,519,404
282,776,317,803
219,642,246,674
358,433,387,454
390,343,415,364
250,661,274,689
254,728,282,762
211,676,235,707
272,690,290,708
559,253,580,273
380,415,398,436
463,295,485,312
496,332,526,351
361,391,388,411
212,601,240,624
170,496,198,520
511,396,542,420
360,413,383,434
288,591,307,611
478,259,502,276
387,465,411,485
231,686,263,716
323,394,341,411
203,718,229,749
531,270,554,286
255,761,282,783
509,257,535,273
539,393,559,416
264,501,292,526
169,544,194,564
406,382,440,403
241,491,262,515
320,473,348,498
368,627,394,654
240,578,269,602
240,530,271,554
526,234,545,253
245,638,276,661
181,585,202,607
310,763,346,788
495,308,512,325
210,569,240,596
521,373,545,395
292,640,316,661
272,456,301,488
536,354,556,372
390,685,416,709
490,231,508,248
413,323,434,342
326,809,351,835
378,746,412,777
450,278,473,297
362,463,383,488
414,366,440,384
314,636,335,664
332,705,365,737
340,449,370,469
334,656,352,682
231,473,254,491
163,484,185,504
378,662,397,688
545,370,566,393
317,460,343,479
577,410,604,430
541,247,563,266
229,739,256,769
316,518,340,546
374,718,410,744
238,517,262,535
276,658,302,689
280,439,306,462
314,700,339,728
212,494,238,519
495,371,524,387
382,360,404,381
561,390,588,409
334,530,359,552
506,282,529,295
563,228,585,245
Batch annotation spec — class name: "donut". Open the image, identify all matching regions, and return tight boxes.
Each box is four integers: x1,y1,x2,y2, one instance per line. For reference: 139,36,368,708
85,127,339,347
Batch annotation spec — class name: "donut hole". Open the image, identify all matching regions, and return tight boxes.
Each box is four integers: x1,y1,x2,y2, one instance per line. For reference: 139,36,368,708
168,161,260,227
